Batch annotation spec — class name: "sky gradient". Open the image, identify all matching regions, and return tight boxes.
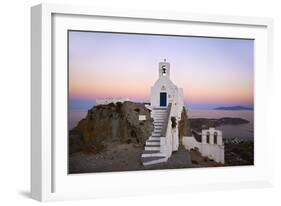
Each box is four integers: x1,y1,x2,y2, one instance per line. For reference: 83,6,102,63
68,31,254,110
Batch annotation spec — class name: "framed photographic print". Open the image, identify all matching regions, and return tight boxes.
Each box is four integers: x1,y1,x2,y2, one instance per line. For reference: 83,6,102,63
31,3,274,201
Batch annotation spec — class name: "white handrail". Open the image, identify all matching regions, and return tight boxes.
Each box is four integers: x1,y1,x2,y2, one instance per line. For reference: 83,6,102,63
160,103,174,157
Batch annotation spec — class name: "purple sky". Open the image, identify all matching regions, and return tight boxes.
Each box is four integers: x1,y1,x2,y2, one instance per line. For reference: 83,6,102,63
69,31,254,110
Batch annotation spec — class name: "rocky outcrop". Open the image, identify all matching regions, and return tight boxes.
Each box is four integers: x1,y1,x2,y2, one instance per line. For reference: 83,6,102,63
69,101,153,154
178,107,192,139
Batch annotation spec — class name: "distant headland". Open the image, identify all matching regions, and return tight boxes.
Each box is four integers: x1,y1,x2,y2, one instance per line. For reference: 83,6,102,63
214,106,253,110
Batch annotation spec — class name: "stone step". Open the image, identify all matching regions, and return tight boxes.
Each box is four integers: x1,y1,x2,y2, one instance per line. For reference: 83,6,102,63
153,128,162,132
152,131,161,134
151,112,167,115
142,156,167,166
152,109,167,112
154,120,166,122
154,124,164,127
154,126,163,129
142,108,168,166
153,117,166,119
151,113,167,116
149,137,161,141
152,118,166,121
153,122,166,125
152,115,166,118
154,126,164,130
153,123,165,126
145,146,160,151
146,141,160,146
152,113,167,116
141,150,164,158
154,125,163,128
152,133,162,137
152,107,167,110
153,120,166,123
151,111,167,115
152,117,167,120
152,111,167,113
152,116,167,119
146,139,160,143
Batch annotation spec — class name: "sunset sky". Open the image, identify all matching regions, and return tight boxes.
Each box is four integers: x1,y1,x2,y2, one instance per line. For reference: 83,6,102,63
68,31,254,110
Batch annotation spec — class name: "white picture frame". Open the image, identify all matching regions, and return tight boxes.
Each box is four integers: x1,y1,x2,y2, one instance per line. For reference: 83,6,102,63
31,3,274,202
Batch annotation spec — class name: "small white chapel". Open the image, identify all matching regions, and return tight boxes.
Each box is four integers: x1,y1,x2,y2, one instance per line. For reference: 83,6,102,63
142,59,184,165
150,59,184,118
142,59,224,166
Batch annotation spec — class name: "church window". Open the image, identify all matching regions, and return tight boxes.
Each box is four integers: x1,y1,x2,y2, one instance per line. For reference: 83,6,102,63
214,132,218,144
206,132,210,143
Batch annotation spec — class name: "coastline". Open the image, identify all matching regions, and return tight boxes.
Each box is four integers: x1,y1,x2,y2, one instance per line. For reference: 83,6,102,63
68,106,254,173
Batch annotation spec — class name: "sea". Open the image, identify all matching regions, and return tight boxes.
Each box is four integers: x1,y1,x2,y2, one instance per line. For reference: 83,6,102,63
69,109,254,141
188,109,254,141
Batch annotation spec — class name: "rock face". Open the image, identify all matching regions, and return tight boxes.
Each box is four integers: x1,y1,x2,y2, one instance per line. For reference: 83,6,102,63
69,101,153,154
178,107,192,139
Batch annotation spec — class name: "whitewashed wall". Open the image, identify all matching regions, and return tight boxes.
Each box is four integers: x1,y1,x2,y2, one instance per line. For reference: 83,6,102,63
182,129,225,164
150,77,177,108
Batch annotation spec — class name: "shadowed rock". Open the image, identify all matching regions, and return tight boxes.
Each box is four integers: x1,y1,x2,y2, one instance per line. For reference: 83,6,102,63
178,107,192,139
69,101,153,154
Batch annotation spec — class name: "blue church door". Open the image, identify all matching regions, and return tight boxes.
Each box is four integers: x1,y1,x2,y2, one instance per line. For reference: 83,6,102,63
160,92,167,107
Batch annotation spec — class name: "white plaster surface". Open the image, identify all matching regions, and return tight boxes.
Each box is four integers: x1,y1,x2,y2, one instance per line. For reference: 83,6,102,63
182,128,225,163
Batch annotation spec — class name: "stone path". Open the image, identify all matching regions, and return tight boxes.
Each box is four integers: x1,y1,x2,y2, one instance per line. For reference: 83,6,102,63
142,144,195,170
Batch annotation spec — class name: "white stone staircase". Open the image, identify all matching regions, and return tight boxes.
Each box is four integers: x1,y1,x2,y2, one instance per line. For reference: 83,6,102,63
141,107,168,166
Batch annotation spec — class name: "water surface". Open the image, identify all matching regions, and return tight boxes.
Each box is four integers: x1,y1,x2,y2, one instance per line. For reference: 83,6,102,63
69,109,254,141
188,109,254,140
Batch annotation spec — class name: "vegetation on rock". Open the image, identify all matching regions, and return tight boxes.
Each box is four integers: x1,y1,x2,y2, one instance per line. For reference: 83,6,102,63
178,107,192,139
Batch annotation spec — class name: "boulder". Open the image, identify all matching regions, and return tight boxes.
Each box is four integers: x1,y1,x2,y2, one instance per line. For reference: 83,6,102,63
69,101,153,153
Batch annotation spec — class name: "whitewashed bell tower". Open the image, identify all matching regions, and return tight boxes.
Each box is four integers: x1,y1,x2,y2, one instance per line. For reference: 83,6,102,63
150,59,184,117
159,59,170,78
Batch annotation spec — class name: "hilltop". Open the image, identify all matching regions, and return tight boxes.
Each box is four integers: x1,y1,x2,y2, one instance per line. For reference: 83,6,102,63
69,101,153,154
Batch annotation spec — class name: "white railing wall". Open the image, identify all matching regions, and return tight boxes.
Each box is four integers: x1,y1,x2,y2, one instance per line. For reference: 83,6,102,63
160,103,176,158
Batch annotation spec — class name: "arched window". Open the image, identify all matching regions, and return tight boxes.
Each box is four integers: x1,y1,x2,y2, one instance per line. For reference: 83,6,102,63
214,132,218,144
206,132,210,143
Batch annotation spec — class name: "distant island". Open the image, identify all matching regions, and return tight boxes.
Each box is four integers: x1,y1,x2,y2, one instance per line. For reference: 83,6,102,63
214,106,253,110
189,117,250,132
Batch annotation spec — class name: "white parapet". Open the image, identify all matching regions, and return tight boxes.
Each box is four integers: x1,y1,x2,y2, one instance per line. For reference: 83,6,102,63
182,128,225,164
96,97,130,105
182,136,201,151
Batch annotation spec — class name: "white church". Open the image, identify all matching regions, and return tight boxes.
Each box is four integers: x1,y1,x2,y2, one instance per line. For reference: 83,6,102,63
141,59,184,165
141,59,224,166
